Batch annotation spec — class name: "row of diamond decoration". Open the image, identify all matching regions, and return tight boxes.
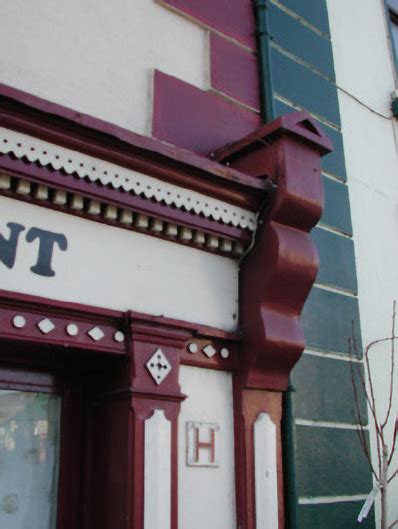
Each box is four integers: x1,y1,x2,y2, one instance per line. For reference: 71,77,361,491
10,315,125,344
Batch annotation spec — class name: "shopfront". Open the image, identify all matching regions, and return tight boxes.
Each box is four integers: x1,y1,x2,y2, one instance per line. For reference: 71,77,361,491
0,87,330,529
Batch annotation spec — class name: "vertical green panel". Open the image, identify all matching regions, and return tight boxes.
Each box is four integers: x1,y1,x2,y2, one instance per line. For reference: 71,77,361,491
302,287,362,354
296,426,373,496
298,502,375,529
322,177,353,235
291,354,367,423
271,48,341,126
266,3,335,79
277,0,331,35
311,227,357,293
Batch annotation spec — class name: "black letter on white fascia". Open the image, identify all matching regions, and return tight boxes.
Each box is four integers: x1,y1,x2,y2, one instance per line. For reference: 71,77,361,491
26,228,68,277
0,222,25,269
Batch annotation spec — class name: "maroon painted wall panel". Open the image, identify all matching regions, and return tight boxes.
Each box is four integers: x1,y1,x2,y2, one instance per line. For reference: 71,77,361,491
153,70,260,155
210,33,260,111
161,0,256,48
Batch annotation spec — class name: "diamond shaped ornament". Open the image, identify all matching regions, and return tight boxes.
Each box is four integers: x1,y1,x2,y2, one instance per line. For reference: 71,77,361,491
37,318,55,334
203,344,217,358
146,348,172,385
88,326,105,341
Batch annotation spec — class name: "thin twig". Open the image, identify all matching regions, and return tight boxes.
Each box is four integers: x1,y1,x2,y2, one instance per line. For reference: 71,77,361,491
388,468,398,484
349,332,383,475
349,347,379,479
388,520,398,529
382,301,396,429
388,416,398,467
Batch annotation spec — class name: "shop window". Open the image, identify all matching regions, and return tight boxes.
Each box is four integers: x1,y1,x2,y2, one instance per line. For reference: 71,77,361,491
0,389,61,529
0,364,84,529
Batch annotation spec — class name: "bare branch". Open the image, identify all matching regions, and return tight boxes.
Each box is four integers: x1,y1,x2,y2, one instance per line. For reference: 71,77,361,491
388,468,398,484
382,301,396,429
388,520,398,529
388,416,398,467
349,348,379,479
349,333,383,475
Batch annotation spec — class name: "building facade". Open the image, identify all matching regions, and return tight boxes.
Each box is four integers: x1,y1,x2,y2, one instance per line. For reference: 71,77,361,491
0,0,397,528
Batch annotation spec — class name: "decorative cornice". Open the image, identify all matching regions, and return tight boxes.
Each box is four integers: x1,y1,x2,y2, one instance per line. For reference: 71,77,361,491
0,127,256,231
0,170,248,257
0,83,268,209
0,84,276,258
219,112,333,391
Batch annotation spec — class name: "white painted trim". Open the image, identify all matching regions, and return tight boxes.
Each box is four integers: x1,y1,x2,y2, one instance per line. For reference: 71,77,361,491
0,127,257,231
295,419,369,430
144,409,171,529
313,283,357,298
254,413,279,529
316,222,352,239
304,349,363,363
299,494,368,505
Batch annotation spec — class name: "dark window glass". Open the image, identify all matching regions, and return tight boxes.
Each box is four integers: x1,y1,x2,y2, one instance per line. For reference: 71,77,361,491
0,390,61,529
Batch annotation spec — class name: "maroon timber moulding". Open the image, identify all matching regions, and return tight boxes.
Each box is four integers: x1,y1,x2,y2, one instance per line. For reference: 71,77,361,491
0,83,266,210
215,112,333,391
152,70,261,155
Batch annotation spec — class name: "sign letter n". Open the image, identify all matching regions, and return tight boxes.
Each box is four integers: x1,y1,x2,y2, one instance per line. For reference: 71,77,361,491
0,223,25,269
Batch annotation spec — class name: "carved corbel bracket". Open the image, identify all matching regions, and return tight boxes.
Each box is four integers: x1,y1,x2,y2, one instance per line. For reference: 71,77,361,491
215,112,333,390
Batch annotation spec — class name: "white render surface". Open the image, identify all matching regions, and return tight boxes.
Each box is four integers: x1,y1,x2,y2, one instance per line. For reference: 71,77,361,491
328,1,398,526
254,413,279,529
144,410,171,529
0,0,207,135
178,366,236,529
0,196,239,331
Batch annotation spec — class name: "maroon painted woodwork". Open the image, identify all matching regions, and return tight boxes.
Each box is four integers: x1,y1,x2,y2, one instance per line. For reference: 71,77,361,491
153,70,261,155
0,157,253,254
0,83,266,210
160,0,256,49
0,289,127,356
233,387,284,529
210,33,260,111
215,112,332,391
0,289,237,369
0,83,272,256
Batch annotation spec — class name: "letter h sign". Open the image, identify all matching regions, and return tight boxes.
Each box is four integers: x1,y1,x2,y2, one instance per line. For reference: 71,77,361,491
186,422,220,467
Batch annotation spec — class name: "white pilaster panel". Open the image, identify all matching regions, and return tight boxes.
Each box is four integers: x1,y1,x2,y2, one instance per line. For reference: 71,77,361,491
178,366,236,529
254,413,278,529
144,409,171,529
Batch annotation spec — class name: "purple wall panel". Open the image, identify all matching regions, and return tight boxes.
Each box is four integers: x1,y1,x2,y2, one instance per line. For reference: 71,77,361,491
162,0,256,48
210,33,260,111
153,70,260,155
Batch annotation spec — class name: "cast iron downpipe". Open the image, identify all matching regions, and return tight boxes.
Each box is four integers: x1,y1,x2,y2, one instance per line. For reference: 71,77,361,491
253,2,299,527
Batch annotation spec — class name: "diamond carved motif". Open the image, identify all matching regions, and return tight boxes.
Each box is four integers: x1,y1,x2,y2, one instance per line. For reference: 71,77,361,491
37,318,55,334
203,344,216,358
146,348,172,385
88,326,105,341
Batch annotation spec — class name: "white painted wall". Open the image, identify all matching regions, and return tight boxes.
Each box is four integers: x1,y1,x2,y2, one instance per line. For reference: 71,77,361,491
0,196,239,331
0,0,207,135
178,366,236,529
328,0,398,526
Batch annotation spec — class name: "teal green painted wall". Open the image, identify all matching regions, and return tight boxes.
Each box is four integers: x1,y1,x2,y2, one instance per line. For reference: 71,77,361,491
298,502,375,529
257,1,373,527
